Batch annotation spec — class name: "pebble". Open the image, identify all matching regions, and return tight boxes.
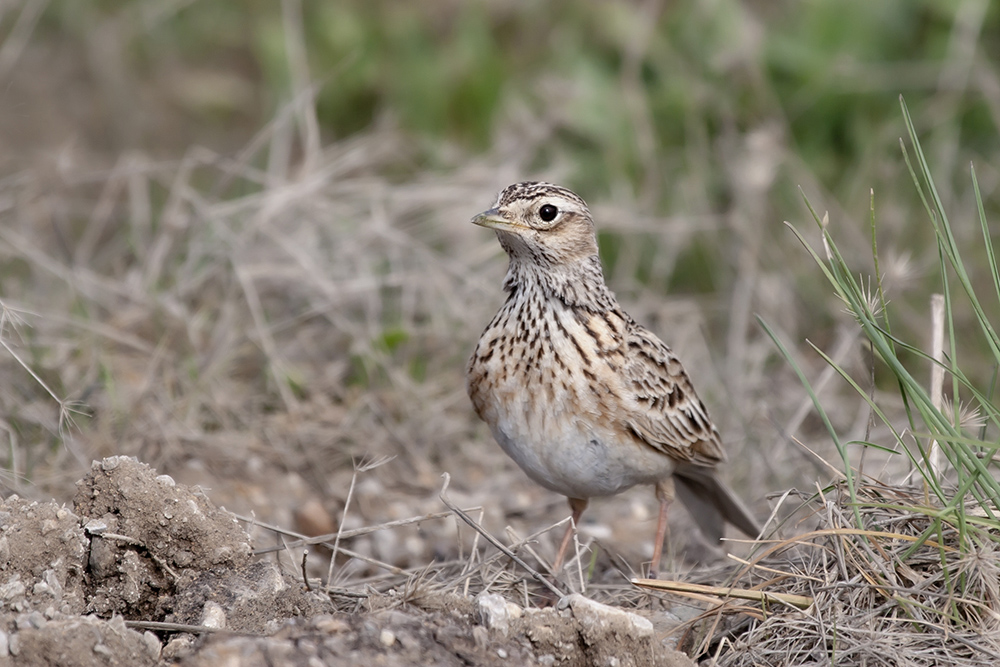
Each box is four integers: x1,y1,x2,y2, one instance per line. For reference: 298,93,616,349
201,601,227,629
101,457,127,471
143,631,162,660
565,594,654,643
477,592,518,637
83,519,108,536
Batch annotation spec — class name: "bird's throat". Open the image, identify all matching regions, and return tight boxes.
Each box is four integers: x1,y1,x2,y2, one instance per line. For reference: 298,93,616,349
503,255,618,313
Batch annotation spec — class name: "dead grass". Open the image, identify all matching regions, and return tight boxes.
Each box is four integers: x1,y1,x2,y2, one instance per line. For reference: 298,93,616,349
696,480,1000,666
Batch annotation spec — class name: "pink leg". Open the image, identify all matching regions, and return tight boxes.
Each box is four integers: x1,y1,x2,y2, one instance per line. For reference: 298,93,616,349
650,479,675,579
552,497,588,573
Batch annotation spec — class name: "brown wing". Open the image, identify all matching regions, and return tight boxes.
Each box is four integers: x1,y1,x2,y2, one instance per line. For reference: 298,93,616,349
621,322,725,467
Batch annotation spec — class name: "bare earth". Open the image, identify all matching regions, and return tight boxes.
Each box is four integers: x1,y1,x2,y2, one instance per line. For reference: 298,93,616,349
0,456,696,667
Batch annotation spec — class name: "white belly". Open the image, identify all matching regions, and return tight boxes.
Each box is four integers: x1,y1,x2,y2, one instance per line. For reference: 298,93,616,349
487,417,672,499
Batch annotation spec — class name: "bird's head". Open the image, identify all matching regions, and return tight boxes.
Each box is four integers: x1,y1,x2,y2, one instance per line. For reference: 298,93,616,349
471,182,599,267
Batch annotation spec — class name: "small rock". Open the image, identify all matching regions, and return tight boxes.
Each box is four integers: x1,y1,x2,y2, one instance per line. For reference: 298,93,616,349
88,537,118,579
84,519,108,535
201,601,227,629
143,631,162,660
254,562,287,594
108,614,128,633
294,498,337,538
477,592,515,637
1,577,25,601
43,570,64,600
567,594,654,642
163,634,195,661
101,456,128,471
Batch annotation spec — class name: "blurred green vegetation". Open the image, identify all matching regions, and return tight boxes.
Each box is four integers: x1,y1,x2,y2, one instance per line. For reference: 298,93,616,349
19,0,1000,363
39,0,999,202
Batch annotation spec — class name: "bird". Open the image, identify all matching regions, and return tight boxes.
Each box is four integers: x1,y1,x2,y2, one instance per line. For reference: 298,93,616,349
466,181,761,578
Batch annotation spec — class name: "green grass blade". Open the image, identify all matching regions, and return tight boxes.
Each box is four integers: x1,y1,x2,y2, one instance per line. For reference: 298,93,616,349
757,315,862,527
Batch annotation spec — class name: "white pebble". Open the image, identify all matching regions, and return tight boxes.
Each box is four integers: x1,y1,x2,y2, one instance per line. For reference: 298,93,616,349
201,601,227,629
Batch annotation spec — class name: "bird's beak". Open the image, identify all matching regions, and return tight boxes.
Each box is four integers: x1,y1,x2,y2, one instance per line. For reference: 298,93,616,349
471,208,527,233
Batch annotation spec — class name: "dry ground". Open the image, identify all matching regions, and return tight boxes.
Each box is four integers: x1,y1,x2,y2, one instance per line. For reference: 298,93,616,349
0,456,702,666
4,4,1000,665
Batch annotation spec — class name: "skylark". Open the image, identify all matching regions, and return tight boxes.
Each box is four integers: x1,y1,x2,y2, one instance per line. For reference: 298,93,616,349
466,181,760,578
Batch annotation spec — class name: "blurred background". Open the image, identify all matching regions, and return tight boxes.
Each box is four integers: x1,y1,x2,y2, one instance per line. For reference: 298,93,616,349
1,0,998,578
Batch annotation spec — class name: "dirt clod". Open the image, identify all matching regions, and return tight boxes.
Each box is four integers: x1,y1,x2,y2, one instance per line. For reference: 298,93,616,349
73,456,252,574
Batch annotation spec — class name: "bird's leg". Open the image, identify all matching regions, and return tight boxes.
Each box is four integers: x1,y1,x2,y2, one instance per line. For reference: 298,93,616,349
650,478,675,579
552,497,588,573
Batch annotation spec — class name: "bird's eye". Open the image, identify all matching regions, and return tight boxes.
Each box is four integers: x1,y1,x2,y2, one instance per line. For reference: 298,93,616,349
538,204,558,222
